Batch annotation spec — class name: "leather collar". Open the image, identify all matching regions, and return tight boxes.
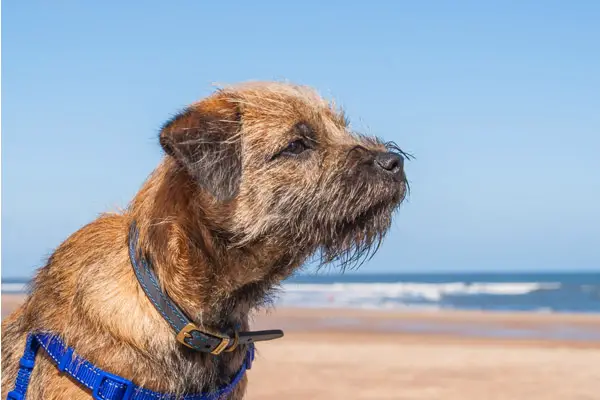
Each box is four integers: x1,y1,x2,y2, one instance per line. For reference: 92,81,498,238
128,222,283,354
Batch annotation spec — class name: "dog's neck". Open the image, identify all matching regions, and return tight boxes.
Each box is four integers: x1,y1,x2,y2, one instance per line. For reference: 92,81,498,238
129,159,298,330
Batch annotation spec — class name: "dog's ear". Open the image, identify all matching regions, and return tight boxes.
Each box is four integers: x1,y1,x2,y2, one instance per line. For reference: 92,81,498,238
159,95,242,202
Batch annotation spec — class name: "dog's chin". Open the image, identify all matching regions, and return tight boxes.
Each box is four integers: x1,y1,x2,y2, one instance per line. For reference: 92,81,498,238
236,180,406,272
355,180,407,221
318,187,404,271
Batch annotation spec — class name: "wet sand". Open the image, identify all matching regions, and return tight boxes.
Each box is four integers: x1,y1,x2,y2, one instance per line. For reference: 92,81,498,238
247,308,600,399
3,294,600,399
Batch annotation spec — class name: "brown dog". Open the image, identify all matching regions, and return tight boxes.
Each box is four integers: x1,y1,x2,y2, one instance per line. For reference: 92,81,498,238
1,81,408,399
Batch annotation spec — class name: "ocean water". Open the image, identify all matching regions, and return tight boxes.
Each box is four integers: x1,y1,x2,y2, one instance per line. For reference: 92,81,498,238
279,272,600,314
3,272,600,314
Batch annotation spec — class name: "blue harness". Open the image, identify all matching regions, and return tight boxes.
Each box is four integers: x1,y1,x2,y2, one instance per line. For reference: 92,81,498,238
7,332,253,400
5,222,283,400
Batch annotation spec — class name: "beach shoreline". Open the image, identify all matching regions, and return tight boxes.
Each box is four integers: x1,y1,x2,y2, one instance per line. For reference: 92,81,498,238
4,293,600,344
3,293,600,399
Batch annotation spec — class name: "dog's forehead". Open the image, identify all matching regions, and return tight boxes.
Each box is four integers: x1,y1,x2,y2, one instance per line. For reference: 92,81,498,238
223,82,351,141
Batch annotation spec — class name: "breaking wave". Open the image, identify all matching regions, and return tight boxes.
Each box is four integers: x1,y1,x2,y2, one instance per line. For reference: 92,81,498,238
277,281,576,311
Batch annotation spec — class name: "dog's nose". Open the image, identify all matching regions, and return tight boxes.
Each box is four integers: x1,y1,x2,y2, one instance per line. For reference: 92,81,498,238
374,151,404,177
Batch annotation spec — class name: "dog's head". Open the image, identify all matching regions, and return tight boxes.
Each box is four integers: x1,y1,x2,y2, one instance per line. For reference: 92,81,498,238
159,81,408,270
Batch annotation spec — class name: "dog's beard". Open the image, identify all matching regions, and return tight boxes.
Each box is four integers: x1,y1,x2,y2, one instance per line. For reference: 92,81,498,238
311,183,405,272
260,176,407,273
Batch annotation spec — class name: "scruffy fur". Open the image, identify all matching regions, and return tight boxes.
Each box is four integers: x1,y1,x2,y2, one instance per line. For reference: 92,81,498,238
1,81,408,399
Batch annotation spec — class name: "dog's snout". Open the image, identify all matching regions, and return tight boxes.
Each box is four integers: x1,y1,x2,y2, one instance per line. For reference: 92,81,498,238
374,151,404,176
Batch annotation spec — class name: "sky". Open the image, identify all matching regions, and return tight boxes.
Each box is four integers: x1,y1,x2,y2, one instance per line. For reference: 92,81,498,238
2,1,599,278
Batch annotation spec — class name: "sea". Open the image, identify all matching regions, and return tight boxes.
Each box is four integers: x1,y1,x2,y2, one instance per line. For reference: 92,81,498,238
3,271,600,314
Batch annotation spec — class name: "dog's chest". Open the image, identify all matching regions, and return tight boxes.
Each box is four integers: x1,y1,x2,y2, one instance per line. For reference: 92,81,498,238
144,346,247,395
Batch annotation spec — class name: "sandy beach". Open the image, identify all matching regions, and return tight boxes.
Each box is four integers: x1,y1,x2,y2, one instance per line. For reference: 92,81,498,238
3,294,600,399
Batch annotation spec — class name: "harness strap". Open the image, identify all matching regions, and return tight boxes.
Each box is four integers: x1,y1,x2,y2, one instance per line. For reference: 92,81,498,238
6,332,254,400
128,222,283,354
6,334,40,400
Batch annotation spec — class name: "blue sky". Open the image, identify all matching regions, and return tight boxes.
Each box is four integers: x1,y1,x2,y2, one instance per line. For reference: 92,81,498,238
2,1,599,278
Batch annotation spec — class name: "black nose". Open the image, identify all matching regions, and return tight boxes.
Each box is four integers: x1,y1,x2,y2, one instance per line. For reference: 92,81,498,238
374,151,404,176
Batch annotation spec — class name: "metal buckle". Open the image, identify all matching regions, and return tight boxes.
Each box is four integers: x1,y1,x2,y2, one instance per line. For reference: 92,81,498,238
176,322,201,349
224,331,239,353
176,323,231,355
205,328,231,355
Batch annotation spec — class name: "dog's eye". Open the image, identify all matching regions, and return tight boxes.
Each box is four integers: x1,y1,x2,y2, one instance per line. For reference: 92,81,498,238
281,140,308,156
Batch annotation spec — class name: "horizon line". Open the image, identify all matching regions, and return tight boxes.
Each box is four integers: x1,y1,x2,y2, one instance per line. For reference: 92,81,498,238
2,269,599,282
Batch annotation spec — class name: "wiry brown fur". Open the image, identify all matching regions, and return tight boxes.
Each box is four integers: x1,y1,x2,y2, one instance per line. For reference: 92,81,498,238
1,81,408,399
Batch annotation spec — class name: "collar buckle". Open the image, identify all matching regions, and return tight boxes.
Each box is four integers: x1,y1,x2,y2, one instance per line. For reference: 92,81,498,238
175,322,200,349
224,331,239,353
203,328,232,355
176,322,232,355
210,336,231,355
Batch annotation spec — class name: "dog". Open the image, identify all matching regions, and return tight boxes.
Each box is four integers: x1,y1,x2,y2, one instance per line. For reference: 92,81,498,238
2,81,408,399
